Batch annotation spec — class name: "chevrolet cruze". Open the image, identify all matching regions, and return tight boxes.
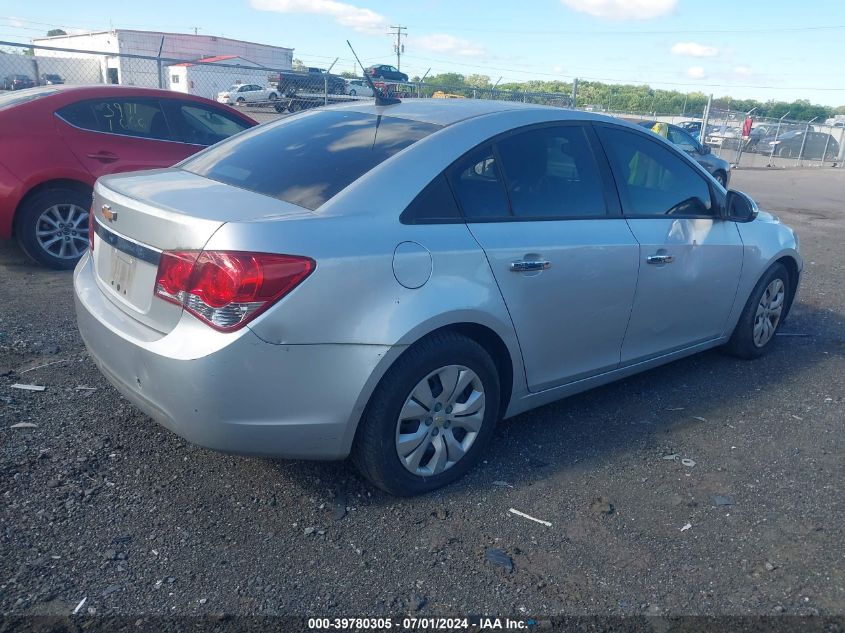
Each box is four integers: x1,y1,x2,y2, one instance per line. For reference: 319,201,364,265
74,100,802,495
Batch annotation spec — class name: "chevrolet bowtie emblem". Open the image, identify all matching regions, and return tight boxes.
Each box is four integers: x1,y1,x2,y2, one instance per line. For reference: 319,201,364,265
102,205,117,222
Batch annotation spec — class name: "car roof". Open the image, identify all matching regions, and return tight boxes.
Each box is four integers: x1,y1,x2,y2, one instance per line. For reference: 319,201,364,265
0,85,258,124
322,99,595,127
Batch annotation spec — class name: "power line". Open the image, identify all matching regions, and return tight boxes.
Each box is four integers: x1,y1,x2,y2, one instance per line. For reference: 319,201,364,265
405,23,845,36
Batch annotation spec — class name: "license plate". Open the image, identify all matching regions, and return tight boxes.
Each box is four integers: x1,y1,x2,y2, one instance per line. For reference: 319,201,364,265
108,251,136,296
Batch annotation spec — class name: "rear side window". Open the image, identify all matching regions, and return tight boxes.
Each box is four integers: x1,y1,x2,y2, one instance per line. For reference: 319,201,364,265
183,110,440,210
597,126,713,217
400,174,462,224
447,145,510,220
58,98,171,141
496,125,606,219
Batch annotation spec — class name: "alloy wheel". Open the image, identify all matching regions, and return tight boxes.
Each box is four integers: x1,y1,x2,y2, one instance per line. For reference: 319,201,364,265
753,278,785,347
395,365,485,476
36,203,89,261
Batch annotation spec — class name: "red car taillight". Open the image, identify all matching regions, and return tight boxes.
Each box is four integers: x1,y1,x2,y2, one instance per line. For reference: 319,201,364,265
154,250,315,331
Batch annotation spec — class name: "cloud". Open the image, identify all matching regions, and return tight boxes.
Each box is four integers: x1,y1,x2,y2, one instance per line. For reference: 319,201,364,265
249,0,387,33
686,66,706,79
414,33,486,57
7,16,26,28
733,65,752,76
671,41,718,57
560,0,677,20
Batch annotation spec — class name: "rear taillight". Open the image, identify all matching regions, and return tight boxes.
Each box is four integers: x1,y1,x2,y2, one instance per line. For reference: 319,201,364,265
88,208,95,252
154,251,314,331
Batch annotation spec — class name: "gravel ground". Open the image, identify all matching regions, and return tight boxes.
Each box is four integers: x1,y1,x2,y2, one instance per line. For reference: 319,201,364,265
1,168,844,622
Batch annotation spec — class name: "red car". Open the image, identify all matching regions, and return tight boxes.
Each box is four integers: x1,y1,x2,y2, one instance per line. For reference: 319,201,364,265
0,85,257,269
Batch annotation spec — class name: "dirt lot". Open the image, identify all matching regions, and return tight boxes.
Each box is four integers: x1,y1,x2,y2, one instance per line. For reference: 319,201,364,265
1,168,844,621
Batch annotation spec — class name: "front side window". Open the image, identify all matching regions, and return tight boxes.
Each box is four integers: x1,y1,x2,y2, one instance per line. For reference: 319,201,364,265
597,126,713,217
447,145,510,220
168,103,252,146
57,98,171,141
182,110,440,210
496,125,606,219
668,127,700,153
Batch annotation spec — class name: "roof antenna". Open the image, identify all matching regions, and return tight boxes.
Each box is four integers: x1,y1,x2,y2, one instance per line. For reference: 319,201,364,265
346,40,401,107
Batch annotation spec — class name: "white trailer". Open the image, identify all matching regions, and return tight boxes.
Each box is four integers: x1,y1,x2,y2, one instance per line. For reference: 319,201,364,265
168,56,269,101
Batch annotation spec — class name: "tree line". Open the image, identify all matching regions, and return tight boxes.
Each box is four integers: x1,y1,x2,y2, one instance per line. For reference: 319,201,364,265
409,72,843,122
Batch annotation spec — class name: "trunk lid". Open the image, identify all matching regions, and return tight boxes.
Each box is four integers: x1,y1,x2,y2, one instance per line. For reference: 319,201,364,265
91,168,313,334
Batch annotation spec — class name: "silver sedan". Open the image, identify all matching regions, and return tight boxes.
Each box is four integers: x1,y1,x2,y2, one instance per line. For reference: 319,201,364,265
74,100,802,495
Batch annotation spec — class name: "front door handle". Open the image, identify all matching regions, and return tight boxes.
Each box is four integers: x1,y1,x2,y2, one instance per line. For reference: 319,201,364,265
510,259,551,272
647,254,675,265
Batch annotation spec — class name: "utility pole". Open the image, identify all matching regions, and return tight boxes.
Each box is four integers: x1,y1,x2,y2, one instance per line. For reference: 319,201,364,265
700,93,713,145
388,25,407,71
571,78,578,109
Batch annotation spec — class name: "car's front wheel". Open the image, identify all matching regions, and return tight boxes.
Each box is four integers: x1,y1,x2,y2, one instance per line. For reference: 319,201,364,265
16,187,92,270
352,331,500,496
723,262,790,359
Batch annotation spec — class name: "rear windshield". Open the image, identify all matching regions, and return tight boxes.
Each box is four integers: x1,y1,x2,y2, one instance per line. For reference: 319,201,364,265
0,87,60,110
181,109,441,210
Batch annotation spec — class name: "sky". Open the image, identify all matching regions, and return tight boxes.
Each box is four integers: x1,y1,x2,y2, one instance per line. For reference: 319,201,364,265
2,0,844,105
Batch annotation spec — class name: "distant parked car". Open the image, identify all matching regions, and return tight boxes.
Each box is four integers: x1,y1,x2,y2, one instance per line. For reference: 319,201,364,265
365,64,408,83
637,121,731,187
277,69,346,96
345,79,373,97
40,73,64,85
432,91,466,99
0,85,256,269
2,74,35,90
216,84,278,105
677,121,717,140
705,127,742,149
760,130,840,159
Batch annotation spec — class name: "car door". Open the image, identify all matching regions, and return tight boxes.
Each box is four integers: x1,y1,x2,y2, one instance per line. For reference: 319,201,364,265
55,96,193,176
595,124,743,364
451,124,640,392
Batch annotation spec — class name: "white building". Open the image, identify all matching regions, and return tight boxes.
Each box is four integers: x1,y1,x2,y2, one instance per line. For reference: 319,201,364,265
168,55,270,100
31,29,292,88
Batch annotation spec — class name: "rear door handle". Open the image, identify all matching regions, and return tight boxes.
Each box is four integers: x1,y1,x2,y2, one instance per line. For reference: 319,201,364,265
510,260,551,272
647,254,675,265
86,151,119,163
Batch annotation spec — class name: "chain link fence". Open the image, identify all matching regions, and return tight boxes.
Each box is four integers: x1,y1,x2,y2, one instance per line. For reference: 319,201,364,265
2,39,842,168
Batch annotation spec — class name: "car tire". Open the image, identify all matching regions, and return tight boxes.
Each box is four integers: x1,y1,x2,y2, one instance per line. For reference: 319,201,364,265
15,186,92,270
777,145,793,158
352,331,501,496
236,97,245,105
349,89,357,96
723,262,790,360
268,93,277,101
713,170,727,187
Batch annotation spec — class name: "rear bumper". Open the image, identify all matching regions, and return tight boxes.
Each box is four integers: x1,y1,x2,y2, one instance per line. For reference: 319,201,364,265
74,253,390,459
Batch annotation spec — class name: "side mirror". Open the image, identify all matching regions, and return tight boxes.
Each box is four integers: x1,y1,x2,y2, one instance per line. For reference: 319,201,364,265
725,190,759,222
